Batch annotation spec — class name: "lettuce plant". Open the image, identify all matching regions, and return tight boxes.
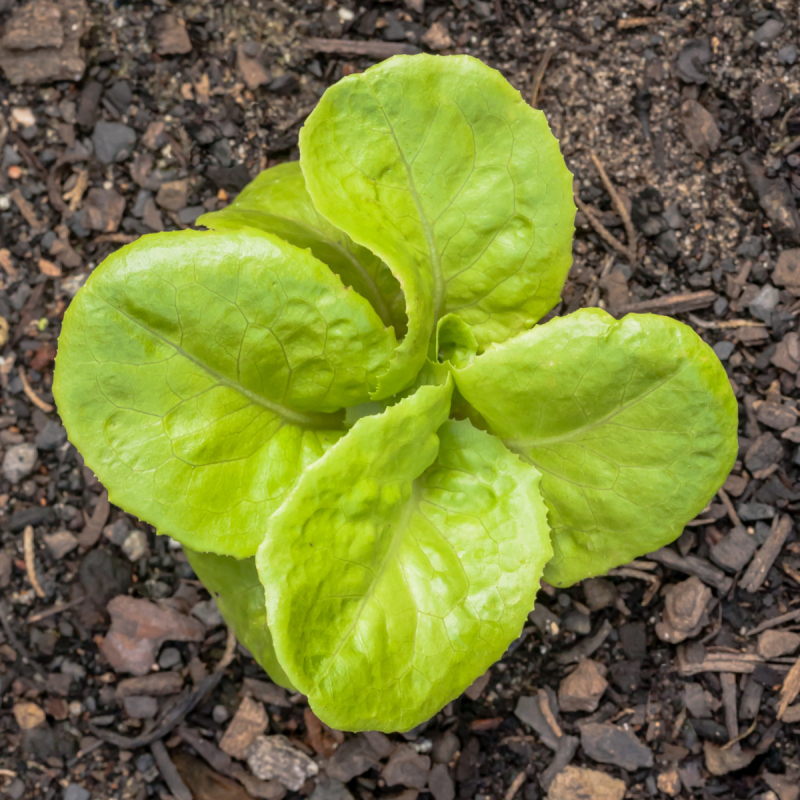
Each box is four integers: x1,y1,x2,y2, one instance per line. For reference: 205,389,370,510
54,55,737,732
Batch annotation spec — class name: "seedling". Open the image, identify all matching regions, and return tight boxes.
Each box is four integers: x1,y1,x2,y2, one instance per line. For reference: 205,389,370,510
55,55,737,732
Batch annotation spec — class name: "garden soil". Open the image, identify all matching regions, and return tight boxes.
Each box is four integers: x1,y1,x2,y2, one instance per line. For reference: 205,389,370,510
1,0,800,799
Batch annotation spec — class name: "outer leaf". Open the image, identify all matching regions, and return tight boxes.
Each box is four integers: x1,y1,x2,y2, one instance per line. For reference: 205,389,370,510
256,380,552,732
453,309,738,587
198,162,406,334
300,53,574,396
184,548,294,689
54,228,395,557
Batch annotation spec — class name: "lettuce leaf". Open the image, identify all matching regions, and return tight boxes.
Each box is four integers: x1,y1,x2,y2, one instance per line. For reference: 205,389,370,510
452,309,738,586
54,228,394,557
256,379,552,731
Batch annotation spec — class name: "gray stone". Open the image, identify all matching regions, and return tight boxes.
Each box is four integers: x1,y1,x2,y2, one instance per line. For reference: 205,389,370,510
212,704,229,724
191,598,223,628
684,683,712,718
713,341,735,361
123,695,158,719
709,527,757,572
103,518,130,545
562,610,591,635
64,785,90,800
158,647,182,669
121,530,149,561
427,764,455,800
737,502,775,522
311,777,354,800
43,530,78,559
247,734,319,790
749,284,780,322
582,577,617,611
580,722,653,771
35,420,67,451
381,743,431,789
753,19,783,46
778,44,797,65
3,443,37,483
92,121,136,164
744,432,783,473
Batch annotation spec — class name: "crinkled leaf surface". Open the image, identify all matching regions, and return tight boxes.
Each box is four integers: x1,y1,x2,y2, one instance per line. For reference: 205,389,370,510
256,379,552,732
54,228,395,557
300,53,574,396
452,309,738,587
198,162,406,334
184,548,294,689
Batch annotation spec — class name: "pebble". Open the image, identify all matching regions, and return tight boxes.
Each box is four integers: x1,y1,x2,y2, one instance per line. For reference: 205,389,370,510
381,743,431,789
548,766,625,800
752,19,783,46
14,702,46,730
92,121,137,165
212,704,229,724
158,647,182,669
656,576,710,644
748,284,780,322
558,659,608,713
191,598,223,628
674,38,711,84
778,44,797,65
2,442,37,483
737,502,776,522
756,402,797,431
582,578,617,611
123,695,158,719
155,179,188,211
744,433,783,473
43,530,79,559
121,529,149,561
757,630,800,659
710,527,757,572
34,420,67,451
154,13,192,56
427,764,455,800
247,734,319,790
713,341,735,361
580,722,654,771
311,776,355,800
64,786,91,800
752,84,783,120
220,696,269,759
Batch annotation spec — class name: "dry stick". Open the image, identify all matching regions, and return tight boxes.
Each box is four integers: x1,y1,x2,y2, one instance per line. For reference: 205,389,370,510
740,514,793,593
23,525,45,599
589,150,637,267
531,46,557,108
19,369,54,413
27,599,82,624
574,195,630,257
503,772,527,800
537,688,562,738
151,740,192,800
746,607,800,637
717,488,743,529
777,655,800,720
586,253,615,307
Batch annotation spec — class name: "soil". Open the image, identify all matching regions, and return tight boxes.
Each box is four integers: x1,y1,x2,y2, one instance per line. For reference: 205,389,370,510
1,1,800,799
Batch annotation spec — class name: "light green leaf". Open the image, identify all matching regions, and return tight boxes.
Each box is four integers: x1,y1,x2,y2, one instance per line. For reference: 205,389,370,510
453,308,738,587
184,548,295,689
256,379,552,732
300,53,575,396
54,228,395,558
198,162,406,334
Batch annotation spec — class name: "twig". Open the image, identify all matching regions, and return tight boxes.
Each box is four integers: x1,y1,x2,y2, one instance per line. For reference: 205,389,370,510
537,689,562,738
589,151,637,267
574,195,630,257
88,627,236,748
27,599,81,624
618,290,717,316
586,253,614,307
151,740,192,800
304,37,420,58
717,488,742,529
531,46,557,108
746,607,800,637
19,369,54,413
503,771,527,800
777,655,800,720
23,525,46,598
688,313,765,330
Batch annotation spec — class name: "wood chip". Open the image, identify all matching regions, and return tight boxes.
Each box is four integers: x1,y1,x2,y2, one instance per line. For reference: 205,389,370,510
777,655,800,720
9,188,46,233
78,490,110,549
740,514,792,593
151,740,192,800
617,290,716,316
649,548,733,592
23,525,45,598
303,37,420,58
677,646,763,676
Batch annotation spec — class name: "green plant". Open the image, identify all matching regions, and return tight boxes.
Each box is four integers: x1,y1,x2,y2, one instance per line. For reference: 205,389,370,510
54,54,737,732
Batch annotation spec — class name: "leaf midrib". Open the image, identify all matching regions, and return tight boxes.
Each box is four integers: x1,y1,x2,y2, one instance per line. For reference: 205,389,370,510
93,289,342,430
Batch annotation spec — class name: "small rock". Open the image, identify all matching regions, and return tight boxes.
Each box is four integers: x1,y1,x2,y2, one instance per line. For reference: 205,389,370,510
247,735,319,790
675,38,711,84
773,251,800,295
269,74,298,95
709,527,757,572
220,696,269,760
778,44,798,66
237,44,269,90
191,598,223,628
43,531,79,559
547,766,625,800
35,420,67,451
558,659,608,713
681,99,720,157
514,695,560,751
713,341,735,361
158,647,182,669
123,695,158,719
562,610,591,635
153,13,192,56
758,630,800,659
684,683,713,718
3,443,37,483
381,744,431,789
99,595,204,675
83,187,126,233
745,433,783,473
738,502,775,522
703,741,756,776
212,705,229,724
757,402,798,431
657,767,682,796
422,22,453,50
92,122,137,165
156,179,188,212
325,736,380,782
117,672,184,697
121,530,149,561
580,722,653,771
582,577,616,611
618,622,647,661
656,577,710,643
311,776,354,800
741,152,800,245
752,19,783,46
752,84,783,120
103,518,131,545
749,284,780,322
14,702,46,730
64,786,91,800
427,764,455,800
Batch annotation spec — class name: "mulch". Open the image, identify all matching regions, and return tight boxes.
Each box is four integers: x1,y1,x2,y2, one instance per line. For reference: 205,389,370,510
1,1,799,799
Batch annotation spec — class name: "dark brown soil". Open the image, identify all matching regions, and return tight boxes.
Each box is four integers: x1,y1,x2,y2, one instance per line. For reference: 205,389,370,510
1,1,799,799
